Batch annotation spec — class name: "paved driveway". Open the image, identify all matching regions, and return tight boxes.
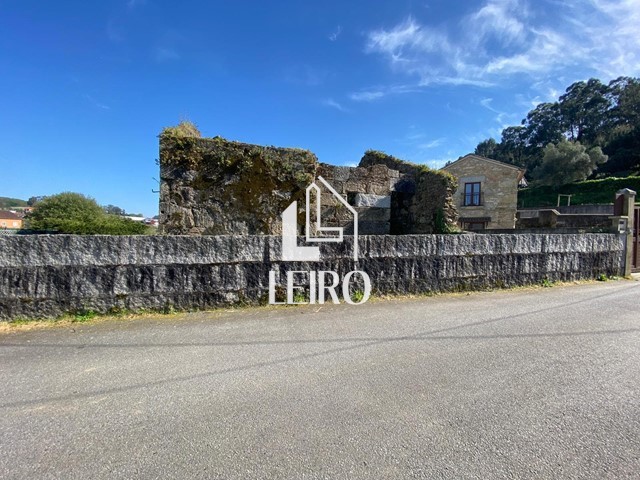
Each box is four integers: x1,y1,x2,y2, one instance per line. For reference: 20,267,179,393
1,279,639,479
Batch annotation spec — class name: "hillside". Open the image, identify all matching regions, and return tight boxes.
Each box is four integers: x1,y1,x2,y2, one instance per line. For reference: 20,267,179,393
0,197,27,209
518,177,640,208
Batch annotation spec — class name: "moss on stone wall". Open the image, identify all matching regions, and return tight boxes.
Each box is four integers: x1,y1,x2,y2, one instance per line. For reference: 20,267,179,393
159,126,457,235
159,133,317,234
359,150,458,233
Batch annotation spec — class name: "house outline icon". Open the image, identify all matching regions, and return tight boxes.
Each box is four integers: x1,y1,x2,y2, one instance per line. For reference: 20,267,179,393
281,176,359,262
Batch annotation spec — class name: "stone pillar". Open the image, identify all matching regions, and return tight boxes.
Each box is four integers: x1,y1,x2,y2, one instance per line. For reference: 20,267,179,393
612,188,636,276
539,209,559,228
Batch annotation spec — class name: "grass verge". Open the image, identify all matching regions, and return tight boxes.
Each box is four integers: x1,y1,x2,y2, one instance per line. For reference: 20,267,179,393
0,275,628,333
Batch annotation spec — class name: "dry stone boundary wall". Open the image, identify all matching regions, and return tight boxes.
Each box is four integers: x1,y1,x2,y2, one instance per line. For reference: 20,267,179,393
0,234,624,320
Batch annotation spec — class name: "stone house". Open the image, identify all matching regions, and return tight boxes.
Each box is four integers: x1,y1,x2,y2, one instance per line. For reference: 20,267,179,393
442,154,524,230
0,211,22,230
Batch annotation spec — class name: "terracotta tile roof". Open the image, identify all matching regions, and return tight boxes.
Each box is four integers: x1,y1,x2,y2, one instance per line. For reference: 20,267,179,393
0,210,21,220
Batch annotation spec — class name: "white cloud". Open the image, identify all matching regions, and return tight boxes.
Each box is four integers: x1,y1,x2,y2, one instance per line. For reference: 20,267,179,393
394,127,449,161
350,90,385,102
83,94,110,110
404,131,426,141
366,17,449,55
363,0,640,88
349,83,422,101
480,97,495,110
419,76,494,87
466,0,528,47
328,26,342,42
322,98,350,112
418,138,445,149
423,155,458,169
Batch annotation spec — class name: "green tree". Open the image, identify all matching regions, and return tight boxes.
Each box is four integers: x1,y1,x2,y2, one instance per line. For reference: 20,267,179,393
27,192,147,235
103,204,126,216
474,76,640,177
0,197,27,208
600,77,640,175
523,102,565,149
559,79,610,145
499,125,529,167
474,138,498,158
27,196,45,206
608,76,640,127
533,141,608,186
600,125,640,175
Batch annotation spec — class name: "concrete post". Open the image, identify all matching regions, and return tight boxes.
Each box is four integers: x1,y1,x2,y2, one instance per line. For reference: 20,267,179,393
614,188,636,276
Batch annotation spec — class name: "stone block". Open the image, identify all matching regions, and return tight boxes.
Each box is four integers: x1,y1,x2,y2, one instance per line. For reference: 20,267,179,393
354,194,391,208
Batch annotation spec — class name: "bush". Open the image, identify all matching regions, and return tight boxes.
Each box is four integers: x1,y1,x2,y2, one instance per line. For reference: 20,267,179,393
27,192,148,235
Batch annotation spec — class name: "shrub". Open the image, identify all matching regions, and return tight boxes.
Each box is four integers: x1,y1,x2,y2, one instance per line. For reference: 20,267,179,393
27,192,148,235
160,120,201,138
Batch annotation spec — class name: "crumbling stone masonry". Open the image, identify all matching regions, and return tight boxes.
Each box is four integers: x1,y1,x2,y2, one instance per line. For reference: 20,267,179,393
359,151,458,234
159,134,317,235
315,163,398,235
159,132,458,235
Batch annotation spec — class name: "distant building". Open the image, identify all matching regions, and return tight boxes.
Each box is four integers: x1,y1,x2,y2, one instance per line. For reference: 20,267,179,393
442,154,525,230
0,211,23,230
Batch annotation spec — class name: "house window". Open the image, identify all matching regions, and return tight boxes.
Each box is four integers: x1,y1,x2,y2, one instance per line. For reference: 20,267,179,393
464,182,482,206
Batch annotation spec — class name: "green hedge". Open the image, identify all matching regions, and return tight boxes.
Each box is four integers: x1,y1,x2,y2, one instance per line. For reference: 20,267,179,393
518,176,640,208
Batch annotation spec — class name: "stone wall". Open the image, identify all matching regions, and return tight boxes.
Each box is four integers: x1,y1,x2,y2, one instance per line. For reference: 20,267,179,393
0,233,624,320
159,136,458,236
159,135,317,235
317,163,397,235
556,205,613,215
359,151,458,233
517,209,612,230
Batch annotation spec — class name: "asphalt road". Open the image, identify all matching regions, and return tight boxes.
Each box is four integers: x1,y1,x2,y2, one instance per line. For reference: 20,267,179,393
1,279,640,479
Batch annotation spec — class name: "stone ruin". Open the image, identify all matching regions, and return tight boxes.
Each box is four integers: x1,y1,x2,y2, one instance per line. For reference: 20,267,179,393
158,131,458,236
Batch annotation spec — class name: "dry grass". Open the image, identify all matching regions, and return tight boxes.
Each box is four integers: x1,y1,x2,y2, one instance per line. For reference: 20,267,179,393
0,276,629,334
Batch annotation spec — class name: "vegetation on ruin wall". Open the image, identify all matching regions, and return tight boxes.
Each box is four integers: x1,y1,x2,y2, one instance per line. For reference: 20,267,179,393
159,121,317,232
361,149,456,188
160,122,315,179
360,150,458,233
159,121,204,169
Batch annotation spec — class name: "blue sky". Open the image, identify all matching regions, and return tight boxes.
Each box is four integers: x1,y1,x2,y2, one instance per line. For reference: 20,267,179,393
1,0,639,216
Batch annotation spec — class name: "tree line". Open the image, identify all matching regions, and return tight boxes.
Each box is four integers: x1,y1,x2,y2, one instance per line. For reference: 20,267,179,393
474,77,640,186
